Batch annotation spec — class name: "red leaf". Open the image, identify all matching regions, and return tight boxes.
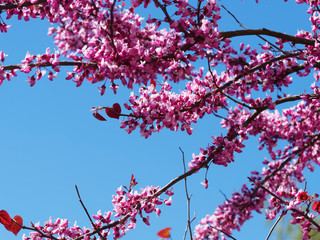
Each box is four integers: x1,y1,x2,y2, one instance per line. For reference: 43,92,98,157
112,103,121,114
3,222,12,232
157,227,171,238
130,174,138,188
312,201,320,213
105,108,119,119
0,210,11,226
93,112,107,121
150,77,156,87
105,103,121,119
11,215,23,235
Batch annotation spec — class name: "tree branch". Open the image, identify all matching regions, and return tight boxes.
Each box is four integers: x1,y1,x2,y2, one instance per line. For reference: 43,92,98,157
221,5,282,52
1,61,97,71
0,0,47,11
220,28,315,46
249,177,320,231
210,226,237,240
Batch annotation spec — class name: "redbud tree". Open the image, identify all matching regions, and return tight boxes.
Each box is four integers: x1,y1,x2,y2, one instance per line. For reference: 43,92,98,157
1,0,320,239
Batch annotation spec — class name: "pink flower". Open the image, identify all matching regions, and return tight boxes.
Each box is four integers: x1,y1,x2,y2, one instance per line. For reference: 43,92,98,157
201,179,208,189
27,76,35,87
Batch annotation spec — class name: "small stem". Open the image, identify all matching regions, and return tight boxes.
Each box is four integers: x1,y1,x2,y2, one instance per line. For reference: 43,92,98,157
180,147,193,240
265,212,286,240
75,185,106,240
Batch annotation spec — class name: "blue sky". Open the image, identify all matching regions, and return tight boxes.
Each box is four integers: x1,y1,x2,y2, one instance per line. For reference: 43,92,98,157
0,1,317,240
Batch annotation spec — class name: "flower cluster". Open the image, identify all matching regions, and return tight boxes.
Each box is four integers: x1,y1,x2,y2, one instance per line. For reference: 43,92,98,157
22,218,89,240
23,177,174,239
194,171,267,240
120,72,228,138
1,0,221,90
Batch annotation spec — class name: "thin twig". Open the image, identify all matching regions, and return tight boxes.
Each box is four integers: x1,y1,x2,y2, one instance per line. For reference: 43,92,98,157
152,0,189,35
180,147,194,240
219,190,229,201
75,185,106,240
212,112,228,120
196,0,202,25
265,211,286,240
206,55,254,110
221,5,282,52
221,5,245,29
108,0,118,56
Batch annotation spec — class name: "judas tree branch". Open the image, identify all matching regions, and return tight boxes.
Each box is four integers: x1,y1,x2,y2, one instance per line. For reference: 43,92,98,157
242,93,320,128
21,224,58,240
74,93,320,240
1,61,97,71
0,0,47,11
182,51,310,114
152,0,189,36
221,5,282,52
220,28,315,46
248,177,320,231
148,94,316,205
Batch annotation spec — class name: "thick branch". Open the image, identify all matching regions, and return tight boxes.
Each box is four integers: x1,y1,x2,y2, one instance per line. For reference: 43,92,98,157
1,61,97,71
220,28,315,46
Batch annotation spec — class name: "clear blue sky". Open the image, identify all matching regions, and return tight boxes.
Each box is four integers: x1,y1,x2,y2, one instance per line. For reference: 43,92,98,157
0,1,317,240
